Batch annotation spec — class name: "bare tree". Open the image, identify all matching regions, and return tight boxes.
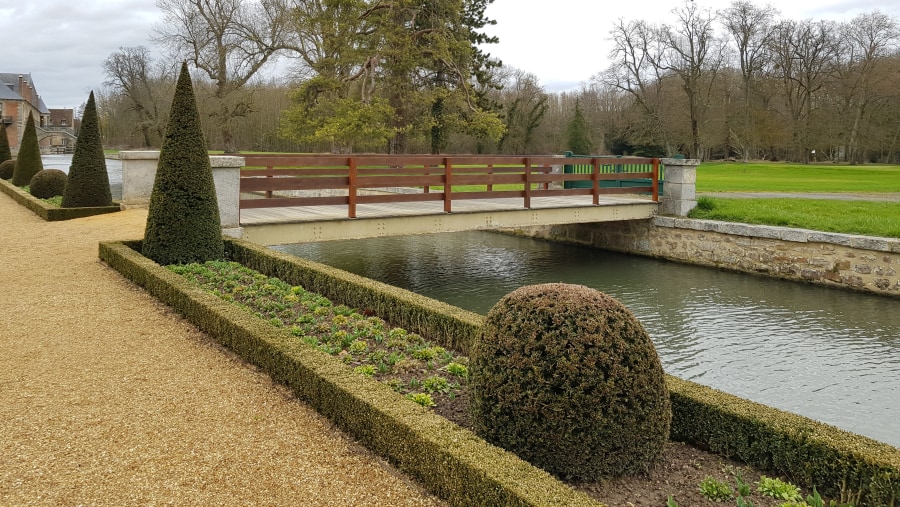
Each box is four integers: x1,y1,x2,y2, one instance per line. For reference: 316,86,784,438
768,19,839,162
497,69,548,155
721,1,778,160
835,12,900,163
654,0,724,159
153,0,295,152
103,46,175,148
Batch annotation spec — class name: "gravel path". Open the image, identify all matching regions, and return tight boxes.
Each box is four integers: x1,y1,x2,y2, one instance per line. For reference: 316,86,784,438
0,194,443,506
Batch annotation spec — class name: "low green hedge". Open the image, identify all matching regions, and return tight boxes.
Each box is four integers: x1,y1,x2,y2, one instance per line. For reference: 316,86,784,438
98,239,601,507
100,237,900,507
0,178,120,221
226,238,484,355
668,376,898,505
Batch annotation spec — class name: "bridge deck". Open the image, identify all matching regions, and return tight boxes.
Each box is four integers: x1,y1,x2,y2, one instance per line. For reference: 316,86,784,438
239,194,658,245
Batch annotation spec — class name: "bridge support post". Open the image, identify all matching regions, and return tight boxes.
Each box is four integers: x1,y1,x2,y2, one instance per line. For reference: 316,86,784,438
659,158,699,216
120,150,244,237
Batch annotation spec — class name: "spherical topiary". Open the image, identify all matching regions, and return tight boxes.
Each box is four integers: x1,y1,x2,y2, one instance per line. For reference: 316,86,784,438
0,159,15,180
470,283,672,480
29,169,68,199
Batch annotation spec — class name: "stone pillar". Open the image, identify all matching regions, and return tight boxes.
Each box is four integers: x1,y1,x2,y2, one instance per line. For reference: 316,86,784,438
119,150,244,237
659,158,699,216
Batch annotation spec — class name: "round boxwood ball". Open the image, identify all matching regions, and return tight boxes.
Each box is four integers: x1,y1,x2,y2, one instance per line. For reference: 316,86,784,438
0,159,15,180
29,169,68,199
470,283,671,480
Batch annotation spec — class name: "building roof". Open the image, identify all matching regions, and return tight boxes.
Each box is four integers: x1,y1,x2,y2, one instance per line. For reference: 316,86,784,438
0,72,52,114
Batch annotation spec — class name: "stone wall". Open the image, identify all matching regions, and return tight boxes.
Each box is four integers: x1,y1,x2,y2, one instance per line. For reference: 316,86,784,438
516,217,900,298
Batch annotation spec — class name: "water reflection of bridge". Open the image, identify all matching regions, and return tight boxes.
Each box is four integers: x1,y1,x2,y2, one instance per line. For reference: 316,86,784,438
236,155,663,245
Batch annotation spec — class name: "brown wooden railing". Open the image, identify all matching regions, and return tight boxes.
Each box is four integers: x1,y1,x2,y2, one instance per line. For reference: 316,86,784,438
240,154,659,219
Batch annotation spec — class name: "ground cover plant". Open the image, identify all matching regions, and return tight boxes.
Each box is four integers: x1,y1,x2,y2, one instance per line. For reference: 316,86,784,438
688,197,900,238
696,162,900,194
166,258,862,507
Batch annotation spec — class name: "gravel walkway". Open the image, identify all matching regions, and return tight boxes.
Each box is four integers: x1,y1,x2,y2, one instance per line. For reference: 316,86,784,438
0,194,443,506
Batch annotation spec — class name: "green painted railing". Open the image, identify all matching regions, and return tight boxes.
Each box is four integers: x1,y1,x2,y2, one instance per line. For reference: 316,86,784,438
563,152,665,196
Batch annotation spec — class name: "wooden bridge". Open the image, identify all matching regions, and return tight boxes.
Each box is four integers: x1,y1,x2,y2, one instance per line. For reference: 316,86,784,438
236,154,663,245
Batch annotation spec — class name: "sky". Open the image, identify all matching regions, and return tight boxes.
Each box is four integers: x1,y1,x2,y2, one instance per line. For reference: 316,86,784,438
1,0,898,110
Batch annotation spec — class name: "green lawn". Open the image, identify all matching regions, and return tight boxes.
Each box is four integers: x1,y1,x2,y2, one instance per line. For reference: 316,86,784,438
696,161,900,193
688,197,900,238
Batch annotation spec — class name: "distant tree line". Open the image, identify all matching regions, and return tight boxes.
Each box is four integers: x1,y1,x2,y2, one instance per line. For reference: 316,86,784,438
95,0,900,163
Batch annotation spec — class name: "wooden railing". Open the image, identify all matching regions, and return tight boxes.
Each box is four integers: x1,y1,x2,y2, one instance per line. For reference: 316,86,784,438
240,154,660,219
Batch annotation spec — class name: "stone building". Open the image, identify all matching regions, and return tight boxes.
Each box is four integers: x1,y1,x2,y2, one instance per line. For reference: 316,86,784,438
0,73,77,155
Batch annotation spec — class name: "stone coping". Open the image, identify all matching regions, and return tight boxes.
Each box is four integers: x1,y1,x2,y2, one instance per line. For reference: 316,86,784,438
652,216,900,253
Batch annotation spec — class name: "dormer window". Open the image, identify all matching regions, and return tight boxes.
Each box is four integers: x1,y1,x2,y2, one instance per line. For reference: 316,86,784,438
60,119,67,126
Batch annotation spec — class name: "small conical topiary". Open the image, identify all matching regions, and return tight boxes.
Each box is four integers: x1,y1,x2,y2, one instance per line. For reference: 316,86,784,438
142,62,224,265
62,91,113,208
11,111,43,186
0,123,12,165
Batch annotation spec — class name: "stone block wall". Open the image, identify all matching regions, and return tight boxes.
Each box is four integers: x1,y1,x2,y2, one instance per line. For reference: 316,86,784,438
517,217,900,298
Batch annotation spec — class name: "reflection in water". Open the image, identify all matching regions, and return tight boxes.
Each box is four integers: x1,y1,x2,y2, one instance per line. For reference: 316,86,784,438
41,154,122,200
275,231,900,446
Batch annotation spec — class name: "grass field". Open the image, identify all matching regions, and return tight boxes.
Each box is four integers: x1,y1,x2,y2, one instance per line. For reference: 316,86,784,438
690,161,900,238
696,161,900,193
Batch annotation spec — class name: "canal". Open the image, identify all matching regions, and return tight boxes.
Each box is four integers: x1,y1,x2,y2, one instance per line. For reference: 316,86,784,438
274,231,900,447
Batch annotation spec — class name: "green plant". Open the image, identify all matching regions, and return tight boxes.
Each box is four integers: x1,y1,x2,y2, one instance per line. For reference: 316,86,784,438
421,375,450,394
353,364,376,376
28,169,68,199
406,392,435,408
667,495,678,507
0,159,15,180
470,283,671,480
758,476,802,502
699,476,733,502
694,195,715,212
142,62,224,265
10,111,43,186
445,362,468,378
61,91,113,208
734,470,752,498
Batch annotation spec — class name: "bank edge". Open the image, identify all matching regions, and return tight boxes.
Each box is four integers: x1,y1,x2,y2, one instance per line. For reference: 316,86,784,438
0,178,120,221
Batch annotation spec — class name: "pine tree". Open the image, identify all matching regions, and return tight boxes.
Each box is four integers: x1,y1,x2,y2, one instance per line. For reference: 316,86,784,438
0,123,12,164
142,62,224,265
10,112,43,186
61,91,113,207
566,101,593,156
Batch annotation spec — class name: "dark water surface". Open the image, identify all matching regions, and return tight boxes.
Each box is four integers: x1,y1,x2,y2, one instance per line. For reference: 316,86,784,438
274,231,900,447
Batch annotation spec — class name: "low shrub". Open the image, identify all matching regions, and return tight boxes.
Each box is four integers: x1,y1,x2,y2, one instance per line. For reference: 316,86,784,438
29,169,68,199
0,159,15,180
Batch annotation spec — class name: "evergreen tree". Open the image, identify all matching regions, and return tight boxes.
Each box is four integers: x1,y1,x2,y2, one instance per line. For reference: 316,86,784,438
62,91,113,207
566,101,593,155
11,112,43,186
142,62,224,265
0,123,11,164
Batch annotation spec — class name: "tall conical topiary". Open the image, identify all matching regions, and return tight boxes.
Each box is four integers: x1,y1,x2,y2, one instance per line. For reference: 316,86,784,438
0,123,12,165
62,91,113,207
11,111,43,186
142,62,224,265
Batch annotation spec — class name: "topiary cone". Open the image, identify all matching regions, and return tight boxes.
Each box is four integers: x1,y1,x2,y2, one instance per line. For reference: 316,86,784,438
0,123,12,165
142,62,224,265
62,91,113,207
471,283,672,480
11,111,43,186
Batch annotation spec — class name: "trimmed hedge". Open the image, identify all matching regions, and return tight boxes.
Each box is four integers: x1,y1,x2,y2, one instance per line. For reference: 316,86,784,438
11,111,43,186
98,239,602,507
62,91,114,208
0,178,120,221
668,376,899,505
226,238,484,355
100,236,900,506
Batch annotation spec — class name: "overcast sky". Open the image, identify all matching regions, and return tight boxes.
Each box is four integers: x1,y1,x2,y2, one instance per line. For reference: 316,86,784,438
1,0,898,110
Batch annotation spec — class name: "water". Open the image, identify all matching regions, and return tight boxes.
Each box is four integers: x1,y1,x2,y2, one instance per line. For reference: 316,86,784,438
41,154,122,200
274,231,900,447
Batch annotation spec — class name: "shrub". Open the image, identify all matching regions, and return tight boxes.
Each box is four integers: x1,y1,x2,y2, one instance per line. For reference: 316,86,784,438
0,123,12,164
29,169,68,199
11,111,43,186
470,283,671,480
0,159,15,180
61,91,112,208
142,62,224,265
